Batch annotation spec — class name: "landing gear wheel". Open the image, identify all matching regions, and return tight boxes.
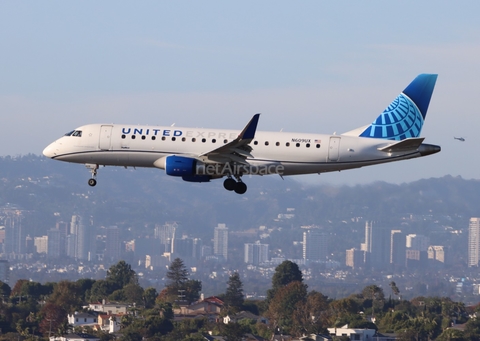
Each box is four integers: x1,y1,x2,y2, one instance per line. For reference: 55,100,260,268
224,178,236,191
234,181,247,194
88,178,97,187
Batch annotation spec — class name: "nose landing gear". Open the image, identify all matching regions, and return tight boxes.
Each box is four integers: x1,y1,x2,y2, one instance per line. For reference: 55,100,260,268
223,176,247,194
85,164,99,187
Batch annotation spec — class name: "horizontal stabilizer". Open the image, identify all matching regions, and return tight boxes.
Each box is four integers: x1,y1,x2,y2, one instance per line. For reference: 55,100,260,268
377,137,425,153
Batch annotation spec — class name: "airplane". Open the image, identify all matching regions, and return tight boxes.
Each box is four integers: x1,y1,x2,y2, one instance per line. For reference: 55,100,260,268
454,137,465,142
43,74,441,194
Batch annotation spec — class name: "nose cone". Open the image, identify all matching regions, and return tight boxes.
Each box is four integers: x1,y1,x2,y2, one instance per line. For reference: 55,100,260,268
43,143,57,158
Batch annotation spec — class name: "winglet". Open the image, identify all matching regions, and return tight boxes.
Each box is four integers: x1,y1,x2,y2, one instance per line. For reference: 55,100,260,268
239,113,260,140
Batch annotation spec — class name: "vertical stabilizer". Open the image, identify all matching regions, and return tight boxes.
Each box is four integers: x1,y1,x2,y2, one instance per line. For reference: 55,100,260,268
359,74,438,140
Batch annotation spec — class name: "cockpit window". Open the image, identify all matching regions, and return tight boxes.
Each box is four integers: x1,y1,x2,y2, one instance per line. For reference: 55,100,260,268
64,130,74,136
72,130,82,137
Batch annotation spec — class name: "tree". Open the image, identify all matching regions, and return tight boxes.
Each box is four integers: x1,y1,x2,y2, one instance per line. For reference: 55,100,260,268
166,258,189,289
362,285,385,317
224,272,244,312
184,279,202,304
267,281,308,335
390,281,400,298
267,260,304,302
0,281,11,299
164,258,201,304
89,280,117,302
106,261,138,290
219,322,247,341
47,280,82,312
39,302,67,337
143,287,158,309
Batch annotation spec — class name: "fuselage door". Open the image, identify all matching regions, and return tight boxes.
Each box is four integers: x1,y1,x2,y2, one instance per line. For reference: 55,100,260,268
328,136,341,161
99,125,113,150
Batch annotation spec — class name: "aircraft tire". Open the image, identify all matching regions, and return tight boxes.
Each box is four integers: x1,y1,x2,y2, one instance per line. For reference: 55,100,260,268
88,178,97,187
223,178,236,191
234,182,247,194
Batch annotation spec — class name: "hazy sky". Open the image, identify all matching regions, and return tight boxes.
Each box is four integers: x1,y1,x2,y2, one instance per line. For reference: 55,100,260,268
1,2,479,185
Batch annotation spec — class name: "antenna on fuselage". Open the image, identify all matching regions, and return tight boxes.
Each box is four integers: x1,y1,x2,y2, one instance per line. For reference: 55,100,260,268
171,123,175,127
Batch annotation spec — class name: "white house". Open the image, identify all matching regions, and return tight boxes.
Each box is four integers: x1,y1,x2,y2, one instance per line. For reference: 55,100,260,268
88,301,128,315
327,325,376,341
67,312,98,328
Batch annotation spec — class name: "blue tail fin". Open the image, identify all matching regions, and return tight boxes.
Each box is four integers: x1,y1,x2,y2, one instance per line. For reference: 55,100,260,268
359,74,438,140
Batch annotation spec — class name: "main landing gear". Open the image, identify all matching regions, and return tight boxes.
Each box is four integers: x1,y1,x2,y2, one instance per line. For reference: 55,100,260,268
85,163,98,187
223,176,247,194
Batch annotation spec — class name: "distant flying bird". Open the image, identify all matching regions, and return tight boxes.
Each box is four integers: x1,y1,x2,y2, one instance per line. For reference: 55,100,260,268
454,137,465,142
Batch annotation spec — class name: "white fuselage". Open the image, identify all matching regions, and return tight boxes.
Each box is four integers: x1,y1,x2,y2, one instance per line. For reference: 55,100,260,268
43,123,436,176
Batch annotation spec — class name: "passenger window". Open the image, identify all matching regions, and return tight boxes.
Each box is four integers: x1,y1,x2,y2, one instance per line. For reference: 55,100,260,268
306,143,310,148
212,139,216,143
265,141,269,146
316,144,320,148
286,142,290,147
182,137,186,142
202,138,206,143
172,137,176,141
254,141,258,145
162,137,166,141
141,136,146,140
152,136,156,140
276,142,280,146
121,135,126,139
131,135,136,139
224,139,228,143
192,138,196,142
296,143,300,147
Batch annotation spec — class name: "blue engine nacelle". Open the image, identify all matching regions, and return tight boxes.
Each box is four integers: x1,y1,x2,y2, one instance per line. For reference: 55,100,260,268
165,155,196,176
164,155,211,182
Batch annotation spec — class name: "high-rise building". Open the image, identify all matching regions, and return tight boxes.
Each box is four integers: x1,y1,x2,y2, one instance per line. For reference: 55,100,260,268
346,248,365,269
34,236,48,254
214,223,228,260
0,260,9,283
105,226,121,262
468,218,480,267
406,234,430,252
390,230,405,268
76,216,95,261
55,221,69,257
155,222,178,253
3,207,25,255
47,229,61,259
303,230,328,261
364,221,391,269
428,245,447,265
244,242,269,265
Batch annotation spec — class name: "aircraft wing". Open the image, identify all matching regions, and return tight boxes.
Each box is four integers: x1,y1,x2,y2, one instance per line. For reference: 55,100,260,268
198,114,260,164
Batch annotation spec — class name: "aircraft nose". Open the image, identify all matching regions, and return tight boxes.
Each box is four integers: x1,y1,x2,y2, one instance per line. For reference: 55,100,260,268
43,143,57,158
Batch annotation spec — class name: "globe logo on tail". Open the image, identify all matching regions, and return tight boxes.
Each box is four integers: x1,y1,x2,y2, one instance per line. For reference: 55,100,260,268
360,94,423,141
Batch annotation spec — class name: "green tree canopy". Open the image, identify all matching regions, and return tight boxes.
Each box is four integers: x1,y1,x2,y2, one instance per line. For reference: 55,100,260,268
166,258,189,289
267,260,304,302
106,260,138,290
224,272,244,313
0,281,11,297
47,280,82,312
